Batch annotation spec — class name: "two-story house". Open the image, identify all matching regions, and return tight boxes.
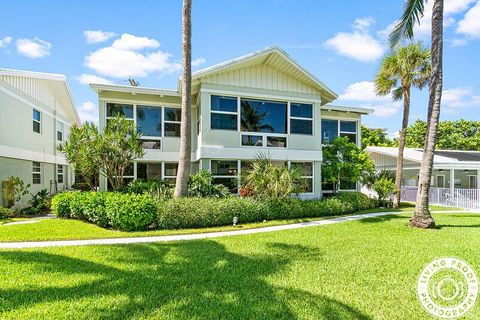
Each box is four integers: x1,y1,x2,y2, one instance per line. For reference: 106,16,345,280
0,68,79,206
91,47,372,197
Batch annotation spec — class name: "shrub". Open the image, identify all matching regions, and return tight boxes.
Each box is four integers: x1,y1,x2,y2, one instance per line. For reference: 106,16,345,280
27,189,51,214
125,180,174,199
1,176,30,208
51,191,78,218
81,192,109,227
0,207,13,219
105,193,157,231
157,192,377,230
372,177,396,207
188,170,230,198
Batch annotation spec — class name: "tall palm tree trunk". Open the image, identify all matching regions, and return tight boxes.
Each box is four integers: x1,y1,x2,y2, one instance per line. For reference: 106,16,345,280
394,85,411,208
410,0,443,228
174,0,192,197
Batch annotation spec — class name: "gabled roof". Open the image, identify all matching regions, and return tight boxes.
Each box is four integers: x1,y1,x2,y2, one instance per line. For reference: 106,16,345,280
90,83,179,97
365,146,480,168
0,68,80,124
188,46,338,104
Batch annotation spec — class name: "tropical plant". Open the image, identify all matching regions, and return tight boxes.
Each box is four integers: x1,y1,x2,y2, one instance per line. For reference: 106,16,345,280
188,170,230,198
375,42,430,208
322,137,375,194
175,0,192,197
27,189,51,214
241,156,305,200
125,180,174,199
98,115,145,191
1,176,30,208
373,177,397,207
58,122,100,191
390,0,443,228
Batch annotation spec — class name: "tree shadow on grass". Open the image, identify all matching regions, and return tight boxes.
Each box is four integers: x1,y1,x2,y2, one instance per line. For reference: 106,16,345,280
0,240,371,320
358,214,408,224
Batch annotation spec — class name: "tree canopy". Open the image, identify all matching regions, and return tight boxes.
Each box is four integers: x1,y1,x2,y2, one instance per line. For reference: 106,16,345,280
361,126,395,149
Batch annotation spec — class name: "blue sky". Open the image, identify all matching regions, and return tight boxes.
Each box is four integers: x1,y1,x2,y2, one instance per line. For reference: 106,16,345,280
1,0,480,136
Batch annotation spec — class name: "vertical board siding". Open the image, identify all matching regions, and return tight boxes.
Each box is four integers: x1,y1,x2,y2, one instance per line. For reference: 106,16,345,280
202,64,319,95
0,75,56,110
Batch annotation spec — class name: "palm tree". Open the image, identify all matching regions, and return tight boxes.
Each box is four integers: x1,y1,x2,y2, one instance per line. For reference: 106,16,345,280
374,42,431,209
174,0,192,197
390,0,443,228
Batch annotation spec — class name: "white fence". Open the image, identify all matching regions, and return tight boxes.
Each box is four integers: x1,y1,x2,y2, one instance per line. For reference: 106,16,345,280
401,186,480,210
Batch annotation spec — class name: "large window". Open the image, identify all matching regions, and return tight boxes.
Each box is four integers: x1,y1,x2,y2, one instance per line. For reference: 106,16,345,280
164,107,181,137
321,119,358,145
137,106,161,137
241,98,287,133
163,163,178,184
106,103,134,118
137,163,162,180
32,162,41,184
290,103,313,135
211,160,239,193
33,109,41,133
211,95,238,130
291,162,313,193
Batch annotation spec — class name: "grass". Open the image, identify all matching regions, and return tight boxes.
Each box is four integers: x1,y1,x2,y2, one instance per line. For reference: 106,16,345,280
0,204,461,242
0,212,479,319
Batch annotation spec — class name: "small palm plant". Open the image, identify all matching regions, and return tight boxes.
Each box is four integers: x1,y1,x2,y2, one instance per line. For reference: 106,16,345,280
374,42,430,208
240,155,305,200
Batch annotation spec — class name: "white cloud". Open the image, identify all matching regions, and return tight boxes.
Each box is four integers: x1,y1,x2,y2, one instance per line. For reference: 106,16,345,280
192,57,206,66
77,74,112,85
324,18,384,62
78,101,99,124
457,1,480,38
112,33,160,51
16,38,51,58
84,33,180,79
450,38,468,47
338,81,401,117
442,87,480,108
84,30,116,44
0,36,12,48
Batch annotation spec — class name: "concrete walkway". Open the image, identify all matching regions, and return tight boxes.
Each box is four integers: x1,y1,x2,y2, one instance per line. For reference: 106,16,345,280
0,210,472,249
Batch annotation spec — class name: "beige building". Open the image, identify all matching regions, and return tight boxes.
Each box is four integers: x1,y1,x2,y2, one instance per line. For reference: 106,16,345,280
0,68,79,206
91,47,372,197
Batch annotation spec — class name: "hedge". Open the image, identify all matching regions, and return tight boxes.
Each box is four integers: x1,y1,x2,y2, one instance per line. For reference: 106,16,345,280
51,191,156,231
157,192,377,229
51,191,377,231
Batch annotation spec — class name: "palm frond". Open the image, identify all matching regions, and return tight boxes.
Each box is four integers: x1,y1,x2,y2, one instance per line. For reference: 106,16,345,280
389,0,426,48
392,87,404,101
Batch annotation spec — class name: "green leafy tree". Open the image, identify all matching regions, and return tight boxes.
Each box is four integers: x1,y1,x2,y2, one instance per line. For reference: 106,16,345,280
58,122,100,191
390,0,443,228
373,177,397,207
322,137,375,194
99,115,145,191
375,42,430,209
1,176,30,208
361,126,394,149
405,120,480,150
188,170,230,198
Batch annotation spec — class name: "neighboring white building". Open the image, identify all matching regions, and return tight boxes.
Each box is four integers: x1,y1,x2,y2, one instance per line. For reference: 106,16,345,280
91,47,373,197
0,68,79,206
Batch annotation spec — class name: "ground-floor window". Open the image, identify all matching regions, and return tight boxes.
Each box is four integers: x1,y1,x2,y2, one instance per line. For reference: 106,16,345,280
211,160,239,193
57,165,65,184
32,162,41,184
290,162,314,193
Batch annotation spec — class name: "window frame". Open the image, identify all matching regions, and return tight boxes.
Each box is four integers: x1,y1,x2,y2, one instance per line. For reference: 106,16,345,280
57,164,64,184
289,161,314,194
32,161,41,184
33,108,41,134
210,159,241,194
321,118,360,146
56,120,64,142
163,107,182,138
289,102,313,136
210,95,239,131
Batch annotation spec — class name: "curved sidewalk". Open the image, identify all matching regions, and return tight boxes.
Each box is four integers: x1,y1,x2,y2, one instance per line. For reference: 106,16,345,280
0,211,403,249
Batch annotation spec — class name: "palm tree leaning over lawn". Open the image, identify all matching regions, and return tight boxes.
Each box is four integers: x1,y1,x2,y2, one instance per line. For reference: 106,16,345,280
175,0,192,197
374,42,431,209
390,0,444,228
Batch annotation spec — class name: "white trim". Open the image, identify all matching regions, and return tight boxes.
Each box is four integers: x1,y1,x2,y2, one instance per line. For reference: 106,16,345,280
91,83,179,97
202,87,321,104
99,97,181,108
199,146,322,161
32,161,42,185
322,104,374,115
0,144,68,165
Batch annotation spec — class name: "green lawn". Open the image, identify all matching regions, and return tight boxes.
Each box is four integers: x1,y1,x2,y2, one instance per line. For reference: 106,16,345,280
0,212,479,319
0,204,461,242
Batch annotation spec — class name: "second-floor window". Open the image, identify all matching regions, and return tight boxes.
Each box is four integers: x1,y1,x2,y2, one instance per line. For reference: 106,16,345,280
211,95,238,130
57,121,64,142
241,98,287,133
137,105,161,137
164,108,181,137
290,103,313,135
33,109,41,133
321,119,358,145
